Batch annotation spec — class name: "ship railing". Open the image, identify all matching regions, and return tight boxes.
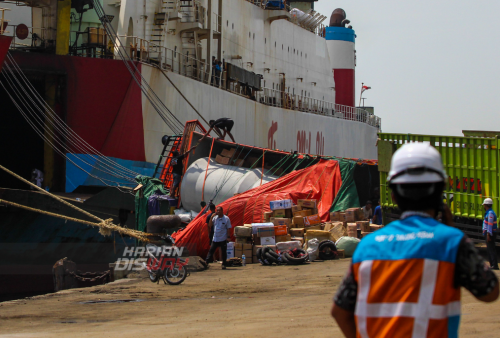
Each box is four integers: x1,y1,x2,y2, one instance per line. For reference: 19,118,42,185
256,87,381,129
118,35,225,88
213,12,222,33
5,25,49,49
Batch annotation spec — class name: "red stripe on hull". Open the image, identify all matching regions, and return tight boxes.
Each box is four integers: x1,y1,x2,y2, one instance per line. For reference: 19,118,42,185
334,68,355,107
10,52,145,161
0,35,13,73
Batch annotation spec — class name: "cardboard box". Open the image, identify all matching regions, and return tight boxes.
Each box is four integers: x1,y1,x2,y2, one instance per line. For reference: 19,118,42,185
272,218,291,229
264,211,274,222
305,230,332,243
291,205,302,213
215,154,231,165
298,199,317,209
304,214,321,226
274,225,288,236
305,225,322,231
361,231,371,238
269,199,293,210
257,227,275,237
337,249,345,259
275,234,292,243
234,243,253,264
357,221,371,233
339,212,347,222
323,222,333,231
235,237,252,244
330,211,340,222
291,237,304,246
260,236,276,245
292,216,305,227
273,209,292,218
251,223,274,235
345,209,357,222
221,148,236,158
293,209,312,217
253,234,260,245
370,225,383,232
227,242,235,259
289,228,305,237
329,222,348,242
234,226,252,237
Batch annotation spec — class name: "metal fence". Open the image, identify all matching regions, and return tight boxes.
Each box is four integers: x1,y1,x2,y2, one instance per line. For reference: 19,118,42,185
256,87,381,128
378,133,500,220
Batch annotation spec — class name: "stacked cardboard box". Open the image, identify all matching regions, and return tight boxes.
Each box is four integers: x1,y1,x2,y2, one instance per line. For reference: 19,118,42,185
234,225,253,244
234,243,253,264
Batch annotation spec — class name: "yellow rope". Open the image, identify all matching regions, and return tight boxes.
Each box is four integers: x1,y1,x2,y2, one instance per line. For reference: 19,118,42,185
0,198,152,242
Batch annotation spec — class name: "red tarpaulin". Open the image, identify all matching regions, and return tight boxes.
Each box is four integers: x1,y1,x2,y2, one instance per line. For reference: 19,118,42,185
172,159,343,257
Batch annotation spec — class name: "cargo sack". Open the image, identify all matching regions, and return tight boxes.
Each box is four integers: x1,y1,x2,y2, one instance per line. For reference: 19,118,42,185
306,238,320,261
335,236,360,258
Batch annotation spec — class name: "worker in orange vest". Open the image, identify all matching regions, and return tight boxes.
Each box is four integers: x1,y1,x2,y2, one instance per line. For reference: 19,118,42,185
331,143,499,337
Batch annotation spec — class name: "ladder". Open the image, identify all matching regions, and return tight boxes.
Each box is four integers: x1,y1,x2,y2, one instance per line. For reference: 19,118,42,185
156,120,207,199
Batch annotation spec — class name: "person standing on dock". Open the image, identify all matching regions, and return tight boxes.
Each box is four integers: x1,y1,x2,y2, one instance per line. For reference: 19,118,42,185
331,143,499,338
169,147,196,197
205,206,231,270
30,168,44,189
206,203,216,246
482,198,499,270
372,200,382,225
199,118,236,143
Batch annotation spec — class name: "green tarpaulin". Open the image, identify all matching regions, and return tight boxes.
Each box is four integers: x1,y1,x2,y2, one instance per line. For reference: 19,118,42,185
330,159,360,212
134,176,168,232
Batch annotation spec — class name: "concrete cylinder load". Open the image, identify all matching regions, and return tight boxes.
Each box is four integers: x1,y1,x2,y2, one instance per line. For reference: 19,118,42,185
180,158,278,212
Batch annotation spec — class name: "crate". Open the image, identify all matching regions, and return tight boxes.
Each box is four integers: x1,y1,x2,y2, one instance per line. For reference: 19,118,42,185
378,133,500,221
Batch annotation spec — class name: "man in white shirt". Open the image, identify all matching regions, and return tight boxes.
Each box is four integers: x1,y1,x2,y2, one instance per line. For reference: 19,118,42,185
361,200,373,220
205,206,232,270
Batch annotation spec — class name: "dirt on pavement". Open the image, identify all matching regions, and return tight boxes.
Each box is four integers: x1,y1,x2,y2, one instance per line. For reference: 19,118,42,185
1,259,499,337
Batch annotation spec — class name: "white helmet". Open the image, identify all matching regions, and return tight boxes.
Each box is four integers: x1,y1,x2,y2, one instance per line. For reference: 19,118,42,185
387,143,447,184
483,198,493,205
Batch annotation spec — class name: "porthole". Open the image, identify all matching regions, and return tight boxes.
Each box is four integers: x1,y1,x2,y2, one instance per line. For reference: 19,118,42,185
226,20,228,27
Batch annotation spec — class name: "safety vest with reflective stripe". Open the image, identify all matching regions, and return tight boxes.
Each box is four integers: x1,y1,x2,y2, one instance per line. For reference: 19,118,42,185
352,215,464,338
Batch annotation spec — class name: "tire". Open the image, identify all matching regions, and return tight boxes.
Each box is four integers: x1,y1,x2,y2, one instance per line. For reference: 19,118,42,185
284,249,309,265
148,270,159,283
257,248,270,265
279,252,290,264
318,240,338,260
262,246,279,259
264,252,279,264
164,263,187,285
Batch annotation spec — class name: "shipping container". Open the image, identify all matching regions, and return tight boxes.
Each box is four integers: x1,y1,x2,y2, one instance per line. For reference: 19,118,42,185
378,132,500,243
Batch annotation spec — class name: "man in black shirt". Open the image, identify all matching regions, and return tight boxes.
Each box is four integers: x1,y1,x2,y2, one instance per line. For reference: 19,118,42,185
199,118,235,143
169,147,195,197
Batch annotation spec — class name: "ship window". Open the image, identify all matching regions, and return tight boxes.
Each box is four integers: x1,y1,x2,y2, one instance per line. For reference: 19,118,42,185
288,47,289,52
294,49,295,53
282,44,283,50
301,90,303,96
273,83,274,89
253,33,255,39
227,20,228,27
293,88,295,95
275,41,276,47
265,38,266,44
306,53,307,58
301,51,302,57
232,23,234,29
174,46,177,58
